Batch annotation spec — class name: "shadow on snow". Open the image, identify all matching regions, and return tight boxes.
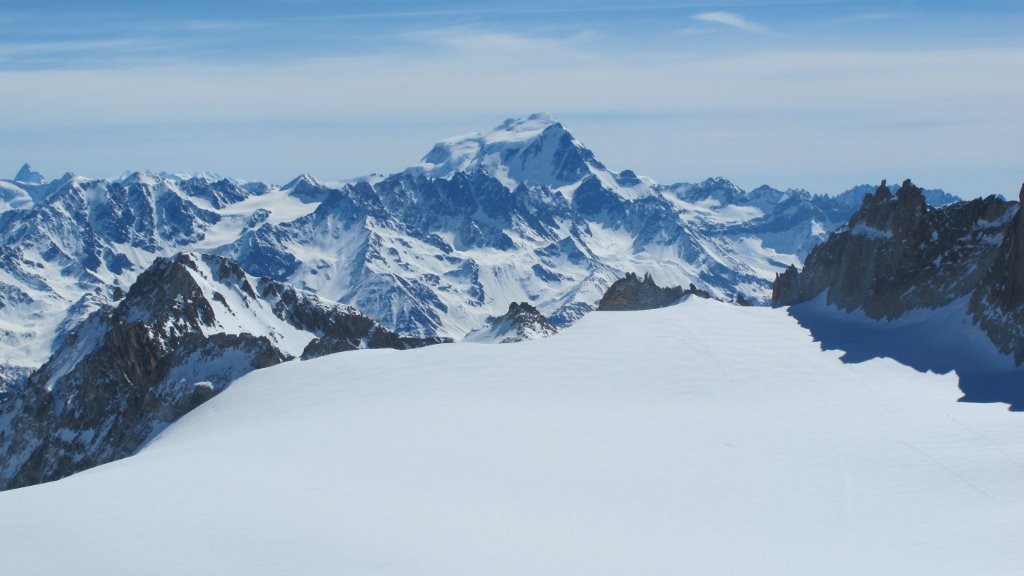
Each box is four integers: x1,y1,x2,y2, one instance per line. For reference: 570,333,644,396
787,298,1024,411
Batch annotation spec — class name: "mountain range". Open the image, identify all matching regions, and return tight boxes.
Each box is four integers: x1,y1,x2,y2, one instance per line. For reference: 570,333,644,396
0,114,960,391
0,114,986,488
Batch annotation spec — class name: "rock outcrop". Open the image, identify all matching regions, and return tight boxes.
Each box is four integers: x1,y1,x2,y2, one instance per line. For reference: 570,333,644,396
968,184,1024,362
773,179,1024,362
465,302,559,344
597,272,708,311
0,252,447,490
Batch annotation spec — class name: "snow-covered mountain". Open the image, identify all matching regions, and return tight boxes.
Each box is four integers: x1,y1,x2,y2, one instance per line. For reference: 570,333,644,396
12,162,45,185
0,169,316,387
1,299,1021,575
0,252,446,490
464,301,558,344
0,116,961,389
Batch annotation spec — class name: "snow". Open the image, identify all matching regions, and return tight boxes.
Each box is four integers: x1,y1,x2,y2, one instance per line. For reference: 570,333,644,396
0,181,33,212
789,294,1024,409
414,113,603,192
191,186,321,251
2,298,1022,575
486,113,560,143
185,255,315,357
850,222,894,240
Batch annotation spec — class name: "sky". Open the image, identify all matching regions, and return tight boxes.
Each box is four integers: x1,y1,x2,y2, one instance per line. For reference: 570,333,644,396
1,0,1021,197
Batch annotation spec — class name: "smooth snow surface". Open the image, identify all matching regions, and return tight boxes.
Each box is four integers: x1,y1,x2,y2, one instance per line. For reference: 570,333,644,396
2,299,1023,575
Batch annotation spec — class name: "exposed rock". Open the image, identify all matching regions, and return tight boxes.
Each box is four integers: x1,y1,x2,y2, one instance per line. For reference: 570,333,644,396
597,272,685,311
0,252,447,490
968,183,1024,362
773,179,1024,363
0,364,32,399
465,302,559,344
687,283,712,300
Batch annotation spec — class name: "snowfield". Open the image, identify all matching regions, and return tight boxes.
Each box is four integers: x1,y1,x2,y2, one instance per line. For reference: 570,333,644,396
1,298,1023,575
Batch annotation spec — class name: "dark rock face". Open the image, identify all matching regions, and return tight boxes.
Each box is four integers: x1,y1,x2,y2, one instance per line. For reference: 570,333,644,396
0,365,32,399
598,272,687,311
773,179,1024,363
256,281,451,359
0,252,447,491
968,184,1024,362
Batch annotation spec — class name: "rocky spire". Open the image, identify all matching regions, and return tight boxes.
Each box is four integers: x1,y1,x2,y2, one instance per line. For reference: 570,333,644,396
13,163,45,184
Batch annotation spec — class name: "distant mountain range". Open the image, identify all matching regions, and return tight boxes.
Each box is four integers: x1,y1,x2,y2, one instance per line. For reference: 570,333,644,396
0,114,961,388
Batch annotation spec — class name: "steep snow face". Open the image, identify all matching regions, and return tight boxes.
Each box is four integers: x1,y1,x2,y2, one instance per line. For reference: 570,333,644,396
1,299,1021,575
0,181,33,212
416,113,610,192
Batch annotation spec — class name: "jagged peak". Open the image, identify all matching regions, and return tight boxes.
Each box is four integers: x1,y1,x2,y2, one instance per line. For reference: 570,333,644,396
694,176,741,190
283,173,322,189
869,179,894,204
895,179,925,206
14,162,45,184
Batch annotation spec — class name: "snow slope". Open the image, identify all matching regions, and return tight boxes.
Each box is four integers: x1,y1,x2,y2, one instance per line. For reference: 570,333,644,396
1,298,1022,575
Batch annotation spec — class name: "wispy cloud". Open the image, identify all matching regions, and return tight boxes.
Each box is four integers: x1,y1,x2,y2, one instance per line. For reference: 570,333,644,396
692,11,767,33
0,39,143,58
399,26,593,56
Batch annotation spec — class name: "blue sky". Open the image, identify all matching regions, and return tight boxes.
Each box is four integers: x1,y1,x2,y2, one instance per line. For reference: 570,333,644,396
1,1,1021,197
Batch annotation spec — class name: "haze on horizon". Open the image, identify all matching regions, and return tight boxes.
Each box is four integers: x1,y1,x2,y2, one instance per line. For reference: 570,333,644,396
1,0,1021,198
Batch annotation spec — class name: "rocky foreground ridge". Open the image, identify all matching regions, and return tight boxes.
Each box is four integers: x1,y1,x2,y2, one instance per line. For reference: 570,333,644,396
0,253,446,490
465,302,559,344
598,272,712,311
773,180,1024,363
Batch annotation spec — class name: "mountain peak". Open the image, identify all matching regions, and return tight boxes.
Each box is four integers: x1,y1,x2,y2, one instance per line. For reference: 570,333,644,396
415,113,604,190
117,170,161,186
488,112,564,143
465,301,558,343
283,173,321,189
13,163,45,184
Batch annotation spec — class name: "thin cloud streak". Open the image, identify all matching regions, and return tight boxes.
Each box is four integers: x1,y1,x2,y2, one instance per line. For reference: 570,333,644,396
0,39,144,58
692,11,767,33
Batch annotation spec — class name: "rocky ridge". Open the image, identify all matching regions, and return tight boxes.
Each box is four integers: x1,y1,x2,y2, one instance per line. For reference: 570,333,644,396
596,272,714,311
0,252,446,490
773,179,1024,363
